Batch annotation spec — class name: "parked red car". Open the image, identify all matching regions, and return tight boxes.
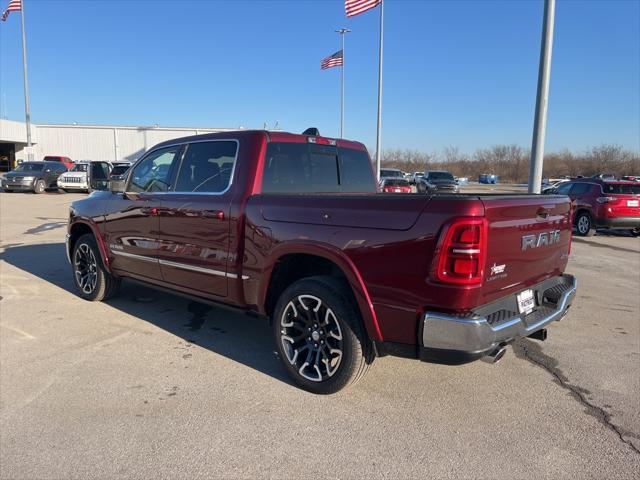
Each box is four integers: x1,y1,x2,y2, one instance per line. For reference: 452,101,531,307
66,130,576,393
43,155,73,170
552,179,640,236
381,178,412,193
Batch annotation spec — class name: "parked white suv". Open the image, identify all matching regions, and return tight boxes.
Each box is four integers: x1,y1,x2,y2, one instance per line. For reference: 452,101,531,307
58,161,111,193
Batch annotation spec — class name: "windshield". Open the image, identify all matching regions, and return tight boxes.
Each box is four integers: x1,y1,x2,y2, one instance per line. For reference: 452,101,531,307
602,183,640,194
427,171,454,181
71,164,88,172
380,169,402,178
14,163,44,172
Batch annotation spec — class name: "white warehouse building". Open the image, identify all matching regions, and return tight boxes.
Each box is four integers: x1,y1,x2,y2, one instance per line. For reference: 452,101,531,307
0,119,234,170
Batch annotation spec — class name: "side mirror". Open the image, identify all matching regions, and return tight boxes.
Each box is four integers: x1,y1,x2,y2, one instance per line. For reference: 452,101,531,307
110,178,126,193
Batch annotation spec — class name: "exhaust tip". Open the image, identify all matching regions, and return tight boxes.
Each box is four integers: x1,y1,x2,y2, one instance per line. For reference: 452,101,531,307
482,346,507,364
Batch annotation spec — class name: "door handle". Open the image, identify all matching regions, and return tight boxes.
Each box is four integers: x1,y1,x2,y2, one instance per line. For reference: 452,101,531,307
201,210,225,220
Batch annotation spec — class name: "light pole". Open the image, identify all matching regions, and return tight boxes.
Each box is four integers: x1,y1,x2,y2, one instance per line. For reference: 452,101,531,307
335,28,351,138
528,0,556,193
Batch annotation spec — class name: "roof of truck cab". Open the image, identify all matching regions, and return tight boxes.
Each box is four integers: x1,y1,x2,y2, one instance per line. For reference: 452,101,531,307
152,130,367,152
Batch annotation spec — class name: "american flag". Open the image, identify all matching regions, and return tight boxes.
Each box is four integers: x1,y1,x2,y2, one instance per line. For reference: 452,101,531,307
345,0,381,18
1,0,21,22
321,50,343,70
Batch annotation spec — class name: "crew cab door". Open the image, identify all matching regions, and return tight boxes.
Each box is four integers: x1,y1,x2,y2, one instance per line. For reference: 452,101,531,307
157,140,238,298
104,145,182,280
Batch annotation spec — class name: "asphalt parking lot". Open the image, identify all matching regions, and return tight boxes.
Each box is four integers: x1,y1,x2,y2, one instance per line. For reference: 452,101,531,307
1,191,639,479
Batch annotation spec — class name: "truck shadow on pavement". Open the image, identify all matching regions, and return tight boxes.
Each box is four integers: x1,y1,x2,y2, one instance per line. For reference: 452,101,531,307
0,242,293,388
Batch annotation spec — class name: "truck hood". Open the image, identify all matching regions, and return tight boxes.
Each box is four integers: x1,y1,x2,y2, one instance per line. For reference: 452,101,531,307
427,179,457,186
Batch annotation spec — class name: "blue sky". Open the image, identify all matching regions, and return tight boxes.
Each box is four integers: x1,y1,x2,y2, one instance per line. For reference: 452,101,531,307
0,0,638,153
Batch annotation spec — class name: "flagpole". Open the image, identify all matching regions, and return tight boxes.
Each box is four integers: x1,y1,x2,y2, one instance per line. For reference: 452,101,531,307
19,0,33,159
374,0,384,180
336,28,351,138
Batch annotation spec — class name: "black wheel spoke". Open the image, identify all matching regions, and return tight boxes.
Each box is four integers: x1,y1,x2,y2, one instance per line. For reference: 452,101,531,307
74,243,98,295
279,293,344,383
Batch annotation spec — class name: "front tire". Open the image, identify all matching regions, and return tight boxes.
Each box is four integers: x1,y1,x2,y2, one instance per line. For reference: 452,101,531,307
575,211,596,237
272,276,373,394
34,180,45,194
72,233,121,301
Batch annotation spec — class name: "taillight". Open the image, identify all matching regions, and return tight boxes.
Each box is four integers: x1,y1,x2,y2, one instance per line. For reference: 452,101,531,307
432,217,488,285
596,196,616,204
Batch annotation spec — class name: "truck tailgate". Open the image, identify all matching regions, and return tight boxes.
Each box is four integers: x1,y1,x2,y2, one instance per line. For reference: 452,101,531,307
480,195,572,304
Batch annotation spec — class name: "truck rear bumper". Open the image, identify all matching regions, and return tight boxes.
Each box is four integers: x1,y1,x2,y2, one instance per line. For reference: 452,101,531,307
419,274,577,364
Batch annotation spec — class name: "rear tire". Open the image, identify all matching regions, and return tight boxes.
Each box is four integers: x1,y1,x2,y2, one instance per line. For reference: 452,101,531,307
575,211,596,237
272,276,373,394
34,180,45,194
631,228,640,237
3,189,13,193
72,233,121,301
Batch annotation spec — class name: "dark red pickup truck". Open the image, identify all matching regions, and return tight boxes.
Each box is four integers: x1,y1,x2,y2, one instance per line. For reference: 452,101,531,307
66,130,577,393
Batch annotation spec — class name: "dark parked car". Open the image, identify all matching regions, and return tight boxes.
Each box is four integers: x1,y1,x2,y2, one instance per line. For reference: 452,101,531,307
2,161,68,193
67,129,575,394
550,179,640,236
417,170,459,193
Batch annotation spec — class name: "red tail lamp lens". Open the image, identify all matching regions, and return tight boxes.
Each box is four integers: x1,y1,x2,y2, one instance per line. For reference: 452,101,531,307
433,218,487,285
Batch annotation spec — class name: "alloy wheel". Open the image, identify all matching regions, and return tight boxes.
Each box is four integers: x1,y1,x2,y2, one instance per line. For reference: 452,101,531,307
74,243,98,294
577,215,590,234
280,295,344,382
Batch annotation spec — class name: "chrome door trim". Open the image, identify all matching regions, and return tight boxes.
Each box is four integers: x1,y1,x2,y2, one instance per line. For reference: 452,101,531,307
111,249,158,264
159,259,249,280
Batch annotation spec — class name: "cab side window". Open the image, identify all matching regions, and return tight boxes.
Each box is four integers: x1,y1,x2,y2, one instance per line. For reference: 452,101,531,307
129,146,181,193
174,141,238,193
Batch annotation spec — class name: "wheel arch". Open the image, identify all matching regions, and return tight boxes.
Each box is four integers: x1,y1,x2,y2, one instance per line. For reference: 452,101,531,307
68,220,111,273
260,242,383,342
574,207,593,221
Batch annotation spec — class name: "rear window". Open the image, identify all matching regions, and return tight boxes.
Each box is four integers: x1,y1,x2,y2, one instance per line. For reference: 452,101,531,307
602,183,640,194
380,169,402,178
262,143,376,194
384,179,409,186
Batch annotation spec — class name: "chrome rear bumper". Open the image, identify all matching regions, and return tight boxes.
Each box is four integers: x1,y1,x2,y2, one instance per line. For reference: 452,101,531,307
420,274,577,362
